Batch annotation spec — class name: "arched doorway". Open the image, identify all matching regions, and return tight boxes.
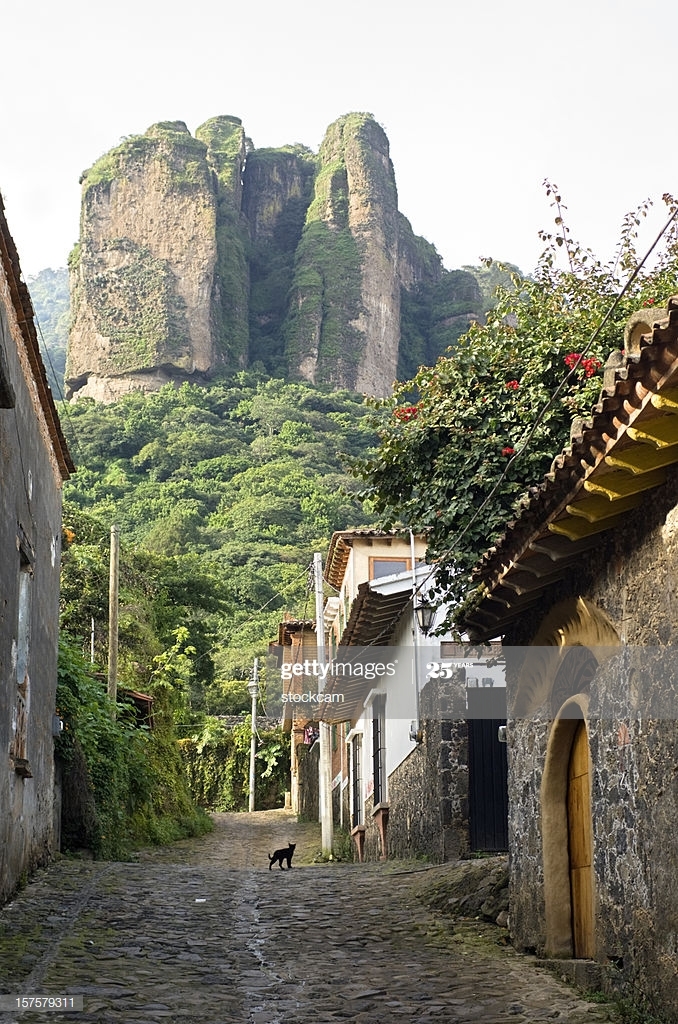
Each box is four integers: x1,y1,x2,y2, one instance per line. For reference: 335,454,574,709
541,694,595,957
567,717,594,957
513,597,619,959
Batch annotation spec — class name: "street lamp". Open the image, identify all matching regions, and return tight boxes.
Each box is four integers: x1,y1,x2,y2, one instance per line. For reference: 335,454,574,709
415,600,436,635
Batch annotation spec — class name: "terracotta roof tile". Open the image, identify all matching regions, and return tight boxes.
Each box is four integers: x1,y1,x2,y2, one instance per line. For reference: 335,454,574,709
465,297,678,639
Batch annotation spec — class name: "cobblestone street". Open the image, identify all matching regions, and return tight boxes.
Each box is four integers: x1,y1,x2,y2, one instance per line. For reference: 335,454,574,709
0,811,618,1023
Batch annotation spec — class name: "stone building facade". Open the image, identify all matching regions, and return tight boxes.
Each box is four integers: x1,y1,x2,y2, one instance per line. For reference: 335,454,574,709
464,298,678,1016
0,193,74,903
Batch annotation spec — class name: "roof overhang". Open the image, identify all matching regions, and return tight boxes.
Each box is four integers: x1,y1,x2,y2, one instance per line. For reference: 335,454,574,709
339,580,412,647
465,298,678,641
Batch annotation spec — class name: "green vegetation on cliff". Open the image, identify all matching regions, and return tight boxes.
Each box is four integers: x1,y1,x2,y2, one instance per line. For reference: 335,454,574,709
197,116,250,366
398,269,484,380
284,221,365,383
282,112,401,386
91,241,186,372
245,147,317,375
70,111,477,396
81,123,207,194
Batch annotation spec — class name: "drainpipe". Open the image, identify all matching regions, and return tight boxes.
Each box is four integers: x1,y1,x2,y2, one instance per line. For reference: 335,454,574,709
410,530,422,743
314,552,334,856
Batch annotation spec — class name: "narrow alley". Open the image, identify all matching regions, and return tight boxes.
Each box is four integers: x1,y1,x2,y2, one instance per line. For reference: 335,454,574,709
0,812,617,1024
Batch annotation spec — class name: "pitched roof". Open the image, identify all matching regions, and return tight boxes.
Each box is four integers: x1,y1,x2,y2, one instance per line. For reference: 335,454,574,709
323,528,424,590
464,297,678,641
0,192,74,479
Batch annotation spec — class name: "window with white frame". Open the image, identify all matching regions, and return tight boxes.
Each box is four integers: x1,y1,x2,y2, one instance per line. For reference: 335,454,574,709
351,733,363,827
372,693,387,805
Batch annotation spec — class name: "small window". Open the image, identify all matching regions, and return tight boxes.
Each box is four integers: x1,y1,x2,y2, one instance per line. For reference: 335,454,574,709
369,557,410,580
16,554,32,688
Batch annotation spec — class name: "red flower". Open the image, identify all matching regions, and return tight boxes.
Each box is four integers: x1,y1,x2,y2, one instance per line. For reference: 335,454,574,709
505,380,520,390
581,357,601,378
501,446,515,456
394,405,419,422
564,352,601,378
643,297,656,307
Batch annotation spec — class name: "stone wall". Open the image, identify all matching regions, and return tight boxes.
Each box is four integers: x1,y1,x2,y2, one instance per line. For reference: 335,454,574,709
504,470,678,1016
387,715,470,862
361,669,471,863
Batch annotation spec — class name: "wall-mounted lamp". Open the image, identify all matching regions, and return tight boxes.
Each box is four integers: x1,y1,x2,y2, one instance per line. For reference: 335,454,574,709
415,601,436,635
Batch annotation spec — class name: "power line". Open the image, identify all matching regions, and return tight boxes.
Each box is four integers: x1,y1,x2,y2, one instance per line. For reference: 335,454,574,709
422,204,678,590
32,306,86,465
350,204,678,647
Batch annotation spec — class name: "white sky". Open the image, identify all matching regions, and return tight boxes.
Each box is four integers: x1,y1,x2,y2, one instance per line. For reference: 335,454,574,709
2,0,677,280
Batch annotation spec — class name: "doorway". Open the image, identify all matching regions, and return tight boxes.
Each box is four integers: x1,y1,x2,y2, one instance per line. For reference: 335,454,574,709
542,695,595,958
567,719,594,957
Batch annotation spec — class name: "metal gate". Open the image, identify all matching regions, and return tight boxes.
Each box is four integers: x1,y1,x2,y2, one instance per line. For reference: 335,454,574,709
466,688,509,852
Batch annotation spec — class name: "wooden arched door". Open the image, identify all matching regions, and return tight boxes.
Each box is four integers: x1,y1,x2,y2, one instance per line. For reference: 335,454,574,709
567,720,594,957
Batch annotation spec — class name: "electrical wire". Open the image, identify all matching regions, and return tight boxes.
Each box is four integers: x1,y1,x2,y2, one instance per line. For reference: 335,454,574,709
32,311,85,465
410,204,678,602
335,204,678,652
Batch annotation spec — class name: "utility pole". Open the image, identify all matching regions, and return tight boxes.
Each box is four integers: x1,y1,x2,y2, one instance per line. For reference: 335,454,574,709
314,552,333,856
107,524,119,715
409,529,422,743
248,658,259,813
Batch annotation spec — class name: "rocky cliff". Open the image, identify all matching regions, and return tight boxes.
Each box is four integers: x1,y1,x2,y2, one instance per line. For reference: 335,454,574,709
66,113,483,401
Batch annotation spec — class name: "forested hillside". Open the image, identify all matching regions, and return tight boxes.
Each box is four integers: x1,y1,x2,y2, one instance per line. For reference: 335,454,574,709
60,375,380,716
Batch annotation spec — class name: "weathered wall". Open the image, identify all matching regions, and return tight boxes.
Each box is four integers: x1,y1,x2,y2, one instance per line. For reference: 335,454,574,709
0,273,63,904
195,116,251,369
387,714,470,862
505,470,678,1015
296,741,319,823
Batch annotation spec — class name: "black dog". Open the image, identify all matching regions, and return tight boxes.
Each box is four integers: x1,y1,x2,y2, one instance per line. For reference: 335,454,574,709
268,842,296,870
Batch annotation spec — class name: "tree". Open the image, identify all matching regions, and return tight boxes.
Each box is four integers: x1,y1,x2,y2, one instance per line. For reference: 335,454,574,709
353,188,678,623
60,375,379,708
